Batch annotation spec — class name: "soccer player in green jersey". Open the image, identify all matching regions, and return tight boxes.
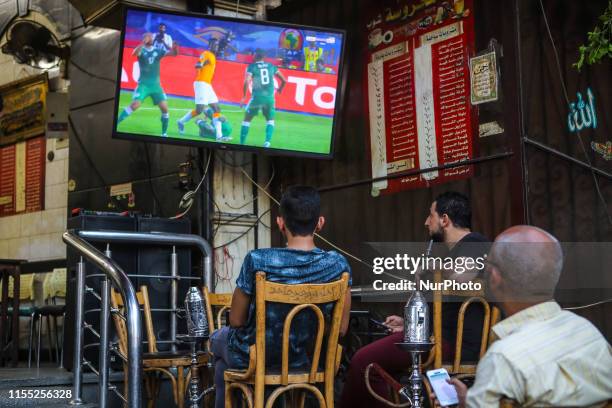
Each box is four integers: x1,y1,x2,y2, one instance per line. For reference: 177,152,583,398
117,32,178,136
239,49,286,148
196,108,232,139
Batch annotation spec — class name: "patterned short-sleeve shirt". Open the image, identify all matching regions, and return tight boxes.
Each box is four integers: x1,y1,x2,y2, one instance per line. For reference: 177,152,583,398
227,248,352,369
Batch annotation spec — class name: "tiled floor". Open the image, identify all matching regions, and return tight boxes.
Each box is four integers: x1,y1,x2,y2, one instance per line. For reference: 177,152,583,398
0,366,72,387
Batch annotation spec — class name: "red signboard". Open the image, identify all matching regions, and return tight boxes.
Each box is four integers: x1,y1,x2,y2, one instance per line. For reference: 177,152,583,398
0,136,46,217
0,144,16,216
119,50,338,116
25,137,46,213
365,0,477,195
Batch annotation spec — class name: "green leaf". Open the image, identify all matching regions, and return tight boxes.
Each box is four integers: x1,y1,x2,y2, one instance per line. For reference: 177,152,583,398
574,0,612,71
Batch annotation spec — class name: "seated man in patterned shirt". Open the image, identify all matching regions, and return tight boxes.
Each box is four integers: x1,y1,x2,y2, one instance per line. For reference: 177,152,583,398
210,185,352,408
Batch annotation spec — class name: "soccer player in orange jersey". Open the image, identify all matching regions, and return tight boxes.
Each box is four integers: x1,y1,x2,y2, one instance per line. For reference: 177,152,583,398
177,38,228,140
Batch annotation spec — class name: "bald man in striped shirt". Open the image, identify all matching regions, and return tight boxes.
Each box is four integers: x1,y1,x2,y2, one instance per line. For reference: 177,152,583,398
439,226,612,407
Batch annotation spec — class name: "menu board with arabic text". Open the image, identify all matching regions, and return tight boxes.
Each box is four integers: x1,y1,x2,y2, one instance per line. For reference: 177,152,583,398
365,0,477,195
0,137,46,217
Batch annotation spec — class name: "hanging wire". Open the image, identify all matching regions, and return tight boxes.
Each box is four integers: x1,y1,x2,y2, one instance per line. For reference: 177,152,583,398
170,152,212,219
213,209,271,249
563,298,612,310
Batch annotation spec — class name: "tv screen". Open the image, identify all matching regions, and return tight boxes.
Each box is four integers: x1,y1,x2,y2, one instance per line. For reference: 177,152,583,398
113,8,345,158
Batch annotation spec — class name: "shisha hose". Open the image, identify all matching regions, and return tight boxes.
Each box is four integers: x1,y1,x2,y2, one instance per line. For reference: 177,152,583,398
364,363,413,407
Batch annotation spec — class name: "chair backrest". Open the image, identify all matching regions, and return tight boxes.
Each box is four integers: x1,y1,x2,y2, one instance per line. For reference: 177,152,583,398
202,286,232,333
254,272,349,387
430,270,500,374
40,269,65,304
3,274,35,301
50,268,67,298
111,285,156,355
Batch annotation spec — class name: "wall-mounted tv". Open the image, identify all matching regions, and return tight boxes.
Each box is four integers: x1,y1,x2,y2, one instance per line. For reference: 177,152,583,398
112,7,346,158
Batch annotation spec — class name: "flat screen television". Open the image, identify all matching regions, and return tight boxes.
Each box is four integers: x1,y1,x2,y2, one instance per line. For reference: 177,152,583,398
112,7,346,158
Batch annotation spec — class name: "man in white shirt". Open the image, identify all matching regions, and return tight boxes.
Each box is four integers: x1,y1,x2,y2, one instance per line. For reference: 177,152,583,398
153,23,173,52
438,225,612,407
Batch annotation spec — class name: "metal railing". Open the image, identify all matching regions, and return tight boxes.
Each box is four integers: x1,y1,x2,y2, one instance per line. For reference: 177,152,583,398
62,231,142,408
69,229,214,407
77,230,214,289
77,230,213,354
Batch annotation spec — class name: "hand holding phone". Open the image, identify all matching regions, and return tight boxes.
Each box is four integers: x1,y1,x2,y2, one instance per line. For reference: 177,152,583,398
368,318,392,334
426,368,459,407
383,315,404,333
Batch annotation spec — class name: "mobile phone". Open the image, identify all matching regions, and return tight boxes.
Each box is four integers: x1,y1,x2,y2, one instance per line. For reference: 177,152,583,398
426,368,459,407
368,318,392,334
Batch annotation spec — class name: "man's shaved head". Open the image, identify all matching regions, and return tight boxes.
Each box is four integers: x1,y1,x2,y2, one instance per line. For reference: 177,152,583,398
488,225,563,299
143,32,154,46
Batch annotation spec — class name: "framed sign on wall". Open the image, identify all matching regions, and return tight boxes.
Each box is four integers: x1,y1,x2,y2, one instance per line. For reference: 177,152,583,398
0,74,48,147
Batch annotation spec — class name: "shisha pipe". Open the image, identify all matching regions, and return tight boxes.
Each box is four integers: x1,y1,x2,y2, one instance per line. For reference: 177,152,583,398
405,239,433,344
399,239,434,408
364,363,413,407
415,239,434,288
363,240,436,407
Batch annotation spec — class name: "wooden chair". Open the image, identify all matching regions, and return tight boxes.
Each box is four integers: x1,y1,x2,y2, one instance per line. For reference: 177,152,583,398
111,285,209,408
202,286,232,333
420,270,501,406
424,270,501,374
224,272,349,408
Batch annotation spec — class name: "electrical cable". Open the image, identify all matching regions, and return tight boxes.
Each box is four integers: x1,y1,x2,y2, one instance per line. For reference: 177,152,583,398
211,199,225,238
224,163,275,210
214,246,235,289
190,147,224,235
215,212,259,227
70,97,116,112
170,153,212,219
213,209,271,249
563,298,612,310
537,0,612,226
70,59,116,84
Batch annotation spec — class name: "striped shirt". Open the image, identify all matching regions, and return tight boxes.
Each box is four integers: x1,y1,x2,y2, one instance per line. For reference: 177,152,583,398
466,301,612,407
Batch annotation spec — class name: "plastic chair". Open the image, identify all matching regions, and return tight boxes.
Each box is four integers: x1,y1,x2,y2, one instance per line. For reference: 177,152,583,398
2,274,36,366
31,268,66,368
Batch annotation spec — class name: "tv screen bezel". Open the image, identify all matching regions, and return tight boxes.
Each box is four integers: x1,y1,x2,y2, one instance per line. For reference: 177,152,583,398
112,6,347,159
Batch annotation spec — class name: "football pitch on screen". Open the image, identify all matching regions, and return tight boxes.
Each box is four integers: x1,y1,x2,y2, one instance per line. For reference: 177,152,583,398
116,91,333,154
